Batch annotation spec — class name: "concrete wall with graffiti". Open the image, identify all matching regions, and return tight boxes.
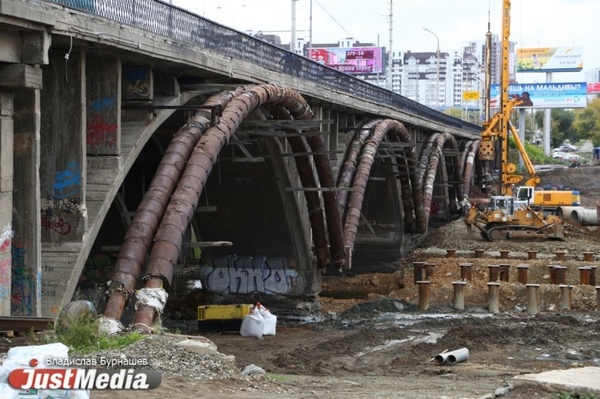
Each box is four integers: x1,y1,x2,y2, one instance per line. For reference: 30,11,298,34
200,255,310,296
86,56,120,155
40,160,86,242
40,50,86,243
0,225,13,314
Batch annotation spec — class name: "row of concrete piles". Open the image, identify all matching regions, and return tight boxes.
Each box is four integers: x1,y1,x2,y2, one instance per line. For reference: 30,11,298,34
413,251,600,315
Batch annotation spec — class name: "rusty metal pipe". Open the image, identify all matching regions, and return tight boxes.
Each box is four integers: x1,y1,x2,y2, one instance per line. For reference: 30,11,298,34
103,87,247,321
342,122,386,249
337,120,382,217
343,120,409,252
134,85,320,330
462,140,479,202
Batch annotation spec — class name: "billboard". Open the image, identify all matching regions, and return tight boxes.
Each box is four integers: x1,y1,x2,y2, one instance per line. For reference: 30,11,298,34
308,47,383,74
587,82,600,94
516,47,583,72
490,82,587,109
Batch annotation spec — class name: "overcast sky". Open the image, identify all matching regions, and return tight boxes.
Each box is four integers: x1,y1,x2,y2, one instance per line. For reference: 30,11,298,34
170,0,598,83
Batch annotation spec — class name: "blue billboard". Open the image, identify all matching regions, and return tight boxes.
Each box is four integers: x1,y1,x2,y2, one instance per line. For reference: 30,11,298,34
490,82,587,109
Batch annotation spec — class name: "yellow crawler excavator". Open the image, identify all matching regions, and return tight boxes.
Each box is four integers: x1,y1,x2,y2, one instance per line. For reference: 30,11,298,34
464,0,564,241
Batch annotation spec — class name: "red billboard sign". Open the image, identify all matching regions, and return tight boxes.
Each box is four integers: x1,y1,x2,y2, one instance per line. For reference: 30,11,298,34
309,47,383,75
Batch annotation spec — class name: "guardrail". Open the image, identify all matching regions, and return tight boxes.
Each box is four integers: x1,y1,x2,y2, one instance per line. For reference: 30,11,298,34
48,0,481,133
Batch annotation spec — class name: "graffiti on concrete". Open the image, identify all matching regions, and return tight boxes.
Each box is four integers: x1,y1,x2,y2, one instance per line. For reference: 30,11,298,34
202,255,299,295
0,224,14,253
87,115,118,151
123,67,151,99
53,161,82,199
54,197,83,214
0,258,11,300
89,95,117,113
41,215,72,235
11,244,33,316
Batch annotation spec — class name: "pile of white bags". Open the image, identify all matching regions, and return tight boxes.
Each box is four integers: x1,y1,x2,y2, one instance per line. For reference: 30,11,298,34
0,342,90,399
239,302,278,337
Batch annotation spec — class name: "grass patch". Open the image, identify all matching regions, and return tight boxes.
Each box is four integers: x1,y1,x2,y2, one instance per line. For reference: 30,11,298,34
33,312,145,354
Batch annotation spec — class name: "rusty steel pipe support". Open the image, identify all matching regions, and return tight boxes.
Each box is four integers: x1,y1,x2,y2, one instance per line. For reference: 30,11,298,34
555,266,567,285
343,120,411,253
103,87,247,321
579,267,591,286
499,264,510,282
417,281,430,311
459,263,473,281
488,265,500,282
133,85,324,331
336,120,381,217
413,262,425,285
517,264,529,285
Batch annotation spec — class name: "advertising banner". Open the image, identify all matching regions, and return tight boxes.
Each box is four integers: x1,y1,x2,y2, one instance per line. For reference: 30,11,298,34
516,47,583,72
309,47,383,74
490,82,587,109
587,82,600,94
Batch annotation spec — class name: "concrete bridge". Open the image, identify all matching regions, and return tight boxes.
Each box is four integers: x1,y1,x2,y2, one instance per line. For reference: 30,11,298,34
0,0,482,325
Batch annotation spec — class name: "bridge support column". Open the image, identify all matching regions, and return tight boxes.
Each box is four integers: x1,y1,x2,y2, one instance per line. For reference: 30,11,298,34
0,92,14,315
39,50,88,316
12,87,44,317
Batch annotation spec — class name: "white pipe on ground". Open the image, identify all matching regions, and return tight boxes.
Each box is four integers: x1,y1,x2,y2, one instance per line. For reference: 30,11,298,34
570,209,600,226
557,206,581,220
434,347,469,365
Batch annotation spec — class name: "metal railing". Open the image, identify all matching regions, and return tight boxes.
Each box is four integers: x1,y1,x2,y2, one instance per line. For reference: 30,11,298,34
48,0,480,133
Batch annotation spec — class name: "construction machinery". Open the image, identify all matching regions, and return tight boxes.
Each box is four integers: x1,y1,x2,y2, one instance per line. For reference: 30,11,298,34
464,0,565,241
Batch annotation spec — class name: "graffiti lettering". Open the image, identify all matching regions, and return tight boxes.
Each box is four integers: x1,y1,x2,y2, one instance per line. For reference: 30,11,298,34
42,264,55,272
11,245,33,316
87,115,117,150
0,224,14,253
126,80,150,97
53,161,81,199
42,281,64,288
54,197,82,214
0,257,11,299
41,215,72,235
203,255,297,295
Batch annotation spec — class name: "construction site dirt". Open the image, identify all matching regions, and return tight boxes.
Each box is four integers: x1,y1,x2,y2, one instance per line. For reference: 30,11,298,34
8,166,600,399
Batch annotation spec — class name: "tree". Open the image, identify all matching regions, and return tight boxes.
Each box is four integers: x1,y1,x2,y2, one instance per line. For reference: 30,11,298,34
573,97,600,146
534,109,576,148
443,108,463,119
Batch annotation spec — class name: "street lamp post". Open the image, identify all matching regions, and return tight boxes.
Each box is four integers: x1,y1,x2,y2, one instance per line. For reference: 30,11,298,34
423,28,440,109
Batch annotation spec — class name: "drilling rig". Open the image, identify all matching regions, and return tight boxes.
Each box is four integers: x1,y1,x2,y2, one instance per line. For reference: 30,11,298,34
464,0,565,241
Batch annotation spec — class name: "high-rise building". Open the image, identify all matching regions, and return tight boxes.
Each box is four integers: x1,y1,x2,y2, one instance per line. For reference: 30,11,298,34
261,33,516,115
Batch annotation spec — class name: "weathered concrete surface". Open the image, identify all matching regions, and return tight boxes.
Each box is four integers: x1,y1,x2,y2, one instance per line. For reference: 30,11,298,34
514,367,600,393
